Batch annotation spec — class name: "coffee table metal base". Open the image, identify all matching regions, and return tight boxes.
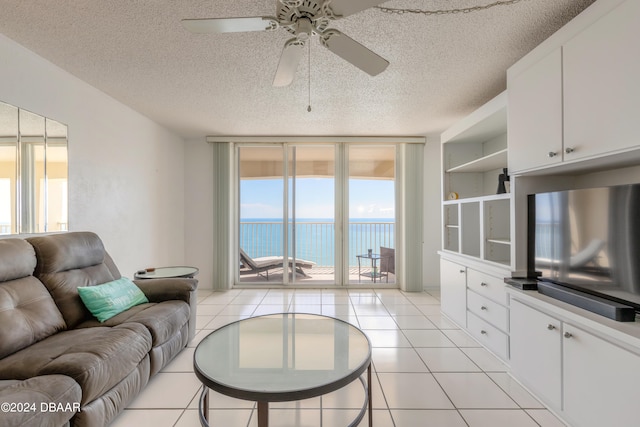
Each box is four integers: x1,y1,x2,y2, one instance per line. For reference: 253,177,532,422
198,364,373,427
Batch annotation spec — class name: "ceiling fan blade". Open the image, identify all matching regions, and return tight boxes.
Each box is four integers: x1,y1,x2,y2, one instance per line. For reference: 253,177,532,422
273,39,305,87
181,17,278,34
322,30,389,76
328,0,390,18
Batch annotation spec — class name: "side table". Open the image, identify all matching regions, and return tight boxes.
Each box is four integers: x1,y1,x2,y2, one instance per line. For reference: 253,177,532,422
134,266,199,279
356,254,390,283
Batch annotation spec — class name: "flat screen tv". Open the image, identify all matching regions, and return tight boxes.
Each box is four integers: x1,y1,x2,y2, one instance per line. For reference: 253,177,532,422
533,183,640,313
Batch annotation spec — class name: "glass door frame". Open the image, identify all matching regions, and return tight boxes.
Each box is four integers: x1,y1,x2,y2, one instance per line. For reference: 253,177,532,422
344,144,399,287
286,144,339,286
233,141,400,288
235,142,339,286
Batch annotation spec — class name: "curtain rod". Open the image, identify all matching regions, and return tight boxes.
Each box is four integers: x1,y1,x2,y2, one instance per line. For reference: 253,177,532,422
206,136,425,144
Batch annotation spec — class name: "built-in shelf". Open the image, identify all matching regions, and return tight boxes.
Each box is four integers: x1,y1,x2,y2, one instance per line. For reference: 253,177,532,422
441,91,512,269
446,149,508,173
487,238,511,245
441,92,508,145
443,193,510,205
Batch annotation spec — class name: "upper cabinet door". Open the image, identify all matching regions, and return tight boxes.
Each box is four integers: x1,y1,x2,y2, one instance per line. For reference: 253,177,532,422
563,0,640,162
508,48,563,174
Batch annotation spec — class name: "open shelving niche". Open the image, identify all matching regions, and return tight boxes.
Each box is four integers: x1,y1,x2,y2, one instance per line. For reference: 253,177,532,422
441,91,512,268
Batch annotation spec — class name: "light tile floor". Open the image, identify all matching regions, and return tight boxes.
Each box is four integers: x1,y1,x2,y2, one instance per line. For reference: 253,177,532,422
109,288,566,427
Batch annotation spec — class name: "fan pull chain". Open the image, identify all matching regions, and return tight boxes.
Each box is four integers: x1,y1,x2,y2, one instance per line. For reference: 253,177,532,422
307,42,312,113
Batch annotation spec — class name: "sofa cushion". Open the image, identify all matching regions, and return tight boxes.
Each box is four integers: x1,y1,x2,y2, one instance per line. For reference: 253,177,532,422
0,239,66,359
27,232,123,328
0,323,152,405
28,232,107,275
0,239,37,282
0,375,81,427
72,357,150,427
0,276,67,359
77,300,190,347
78,277,149,322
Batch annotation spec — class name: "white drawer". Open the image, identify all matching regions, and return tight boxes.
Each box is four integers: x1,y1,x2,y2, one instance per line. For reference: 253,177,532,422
467,290,509,332
467,269,508,305
467,311,509,361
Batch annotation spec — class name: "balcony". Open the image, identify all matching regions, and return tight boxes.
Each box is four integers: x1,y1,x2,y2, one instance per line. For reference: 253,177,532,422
239,220,395,284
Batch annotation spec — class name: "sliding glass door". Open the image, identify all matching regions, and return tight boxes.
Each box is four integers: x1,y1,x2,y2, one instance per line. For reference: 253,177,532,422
237,143,395,286
238,144,335,284
348,146,396,285
287,146,336,283
238,146,286,282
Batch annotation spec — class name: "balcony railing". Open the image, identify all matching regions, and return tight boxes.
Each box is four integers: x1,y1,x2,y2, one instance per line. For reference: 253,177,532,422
240,221,394,267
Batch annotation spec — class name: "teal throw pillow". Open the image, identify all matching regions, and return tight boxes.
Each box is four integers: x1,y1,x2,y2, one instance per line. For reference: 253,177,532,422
78,277,149,322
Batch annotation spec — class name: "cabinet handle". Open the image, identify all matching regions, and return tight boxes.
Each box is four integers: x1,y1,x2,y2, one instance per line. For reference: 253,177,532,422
481,306,488,311
459,270,465,274
548,151,558,158
547,324,555,330
564,332,573,339
480,330,487,335
480,282,488,287
565,147,575,154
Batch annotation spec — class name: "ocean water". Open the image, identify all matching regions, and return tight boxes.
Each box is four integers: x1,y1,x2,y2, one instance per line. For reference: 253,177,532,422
240,218,395,267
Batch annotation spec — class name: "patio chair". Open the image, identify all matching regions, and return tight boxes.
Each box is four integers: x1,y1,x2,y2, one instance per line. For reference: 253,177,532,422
380,246,395,277
239,248,315,280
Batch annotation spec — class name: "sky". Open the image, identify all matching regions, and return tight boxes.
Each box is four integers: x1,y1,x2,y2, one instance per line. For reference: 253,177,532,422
241,177,395,220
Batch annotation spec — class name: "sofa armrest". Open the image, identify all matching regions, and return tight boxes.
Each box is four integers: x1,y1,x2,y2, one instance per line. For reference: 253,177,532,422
133,278,198,304
133,278,198,341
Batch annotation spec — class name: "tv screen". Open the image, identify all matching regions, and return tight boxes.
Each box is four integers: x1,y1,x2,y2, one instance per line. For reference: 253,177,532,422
533,184,640,311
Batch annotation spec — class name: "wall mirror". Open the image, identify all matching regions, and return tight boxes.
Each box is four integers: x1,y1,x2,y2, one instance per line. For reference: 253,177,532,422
0,100,68,234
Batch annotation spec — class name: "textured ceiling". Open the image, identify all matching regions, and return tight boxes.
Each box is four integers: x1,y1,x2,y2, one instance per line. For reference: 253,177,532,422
0,0,596,138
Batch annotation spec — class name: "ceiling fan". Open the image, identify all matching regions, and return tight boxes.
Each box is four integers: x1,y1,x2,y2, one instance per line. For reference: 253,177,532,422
182,0,390,87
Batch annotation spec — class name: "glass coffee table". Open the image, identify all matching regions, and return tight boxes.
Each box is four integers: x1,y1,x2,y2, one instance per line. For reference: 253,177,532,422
194,313,372,427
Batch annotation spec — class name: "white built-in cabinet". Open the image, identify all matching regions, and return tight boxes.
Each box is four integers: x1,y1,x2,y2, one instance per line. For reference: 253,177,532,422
508,0,640,174
441,92,511,267
440,256,511,361
465,267,510,361
440,91,512,363
508,49,562,172
505,1,640,426
440,259,467,328
563,0,640,162
562,323,640,427
509,294,640,427
444,4,640,418
510,299,562,409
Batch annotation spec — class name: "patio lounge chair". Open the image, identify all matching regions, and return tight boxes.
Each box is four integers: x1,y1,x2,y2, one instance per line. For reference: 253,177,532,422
239,248,315,280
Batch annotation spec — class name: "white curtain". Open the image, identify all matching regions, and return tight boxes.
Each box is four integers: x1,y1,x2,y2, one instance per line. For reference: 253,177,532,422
211,142,234,290
398,143,425,292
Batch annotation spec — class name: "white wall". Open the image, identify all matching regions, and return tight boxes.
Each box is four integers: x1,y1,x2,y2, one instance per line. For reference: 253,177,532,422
423,137,442,289
0,34,186,277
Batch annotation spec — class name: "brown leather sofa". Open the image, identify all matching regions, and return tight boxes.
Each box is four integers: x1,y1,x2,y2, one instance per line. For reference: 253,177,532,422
0,232,198,427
